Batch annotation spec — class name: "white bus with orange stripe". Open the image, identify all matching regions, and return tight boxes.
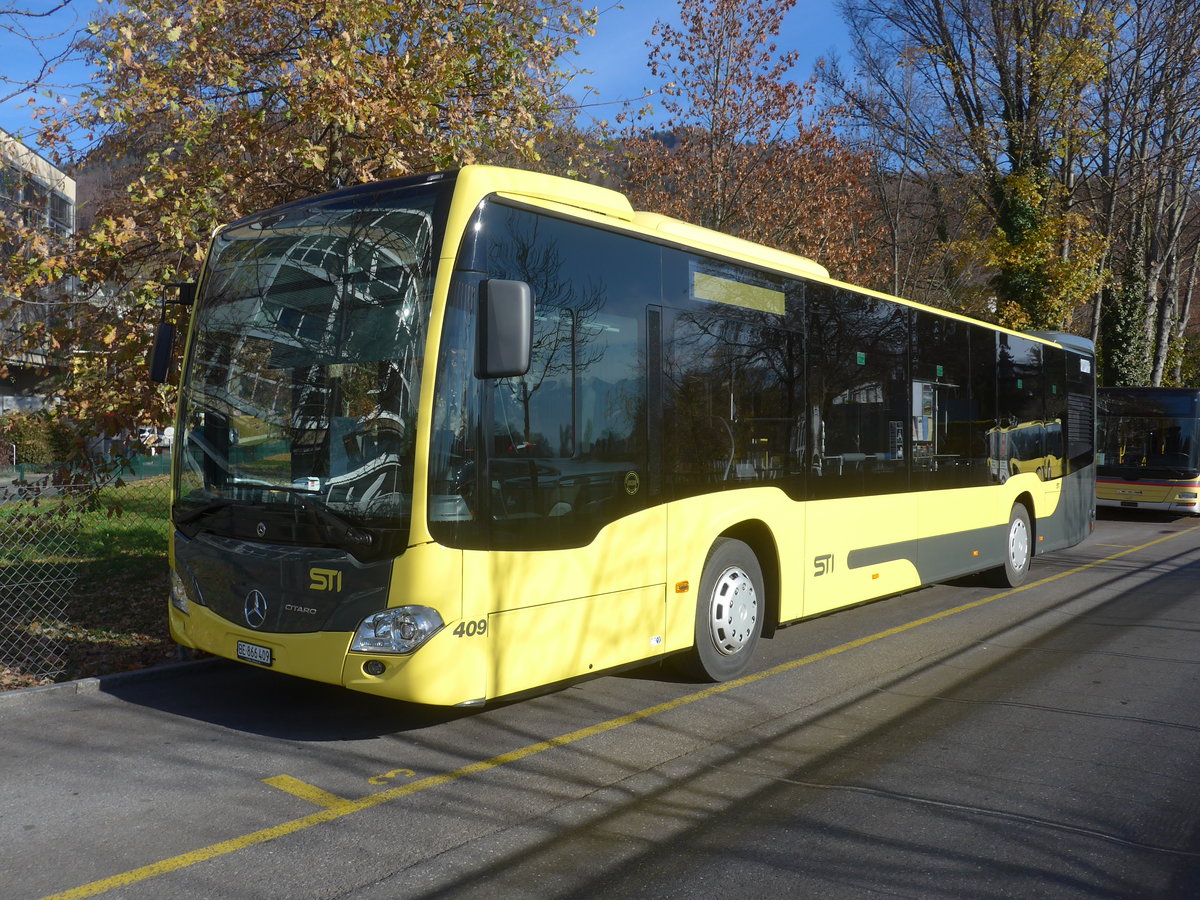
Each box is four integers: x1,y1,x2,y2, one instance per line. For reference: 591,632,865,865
1097,387,1200,515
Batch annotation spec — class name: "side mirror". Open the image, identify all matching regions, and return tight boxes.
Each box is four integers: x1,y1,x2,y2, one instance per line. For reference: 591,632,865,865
149,320,176,384
148,281,195,384
476,279,533,379
167,281,197,307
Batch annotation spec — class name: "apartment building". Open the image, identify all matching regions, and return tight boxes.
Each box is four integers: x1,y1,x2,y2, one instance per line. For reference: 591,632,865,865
0,128,75,414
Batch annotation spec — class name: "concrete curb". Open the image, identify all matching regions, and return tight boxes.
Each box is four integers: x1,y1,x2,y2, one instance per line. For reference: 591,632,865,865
0,656,227,711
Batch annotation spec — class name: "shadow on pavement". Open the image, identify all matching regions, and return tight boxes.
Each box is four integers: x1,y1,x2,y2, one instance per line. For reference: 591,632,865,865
100,658,475,740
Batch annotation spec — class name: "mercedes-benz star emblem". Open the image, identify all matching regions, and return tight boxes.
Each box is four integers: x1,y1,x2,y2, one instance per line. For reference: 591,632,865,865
244,590,268,629
256,521,267,538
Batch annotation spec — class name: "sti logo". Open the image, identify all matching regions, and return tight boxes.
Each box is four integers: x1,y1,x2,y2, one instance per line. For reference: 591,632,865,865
813,554,834,577
309,567,343,592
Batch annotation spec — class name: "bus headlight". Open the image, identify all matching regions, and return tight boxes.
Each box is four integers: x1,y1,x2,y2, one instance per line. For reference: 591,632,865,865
169,570,190,614
351,607,444,655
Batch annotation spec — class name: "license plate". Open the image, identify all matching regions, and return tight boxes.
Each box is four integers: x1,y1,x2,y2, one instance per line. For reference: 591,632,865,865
1121,501,1138,508
236,640,273,666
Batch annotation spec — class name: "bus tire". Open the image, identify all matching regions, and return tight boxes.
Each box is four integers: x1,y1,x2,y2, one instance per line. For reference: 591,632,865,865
687,538,763,682
994,503,1032,587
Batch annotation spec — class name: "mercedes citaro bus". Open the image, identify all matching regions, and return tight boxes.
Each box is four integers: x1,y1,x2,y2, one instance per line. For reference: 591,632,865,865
155,165,1096,705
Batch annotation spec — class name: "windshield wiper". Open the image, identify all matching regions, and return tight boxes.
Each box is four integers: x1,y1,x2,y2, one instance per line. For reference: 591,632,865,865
1164,467,1200,479
297,497,377,550
174,486,389,558
174,498,234,527
239,486,379,550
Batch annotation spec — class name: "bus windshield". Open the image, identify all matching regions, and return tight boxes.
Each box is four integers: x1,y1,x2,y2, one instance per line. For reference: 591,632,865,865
1098,389,1200,478
174,180,448,554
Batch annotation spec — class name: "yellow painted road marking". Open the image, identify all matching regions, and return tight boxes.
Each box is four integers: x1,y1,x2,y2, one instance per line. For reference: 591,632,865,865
262,775,352,810
43,524,1200,900
368,768,416,785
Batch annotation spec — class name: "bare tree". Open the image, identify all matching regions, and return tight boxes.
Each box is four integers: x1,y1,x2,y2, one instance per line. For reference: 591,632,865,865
834,0,1109,330
1082,0,1200,385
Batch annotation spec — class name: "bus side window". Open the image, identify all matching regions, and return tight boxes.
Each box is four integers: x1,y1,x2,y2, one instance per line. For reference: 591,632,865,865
997,335,1047,480
664,309,803,499
1042,346,1067,479
807,287,909,499
911,310,981,489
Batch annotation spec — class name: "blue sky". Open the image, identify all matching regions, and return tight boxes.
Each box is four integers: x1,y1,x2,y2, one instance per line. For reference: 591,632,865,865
0,0,96,143
0,1,852,151
567,2,851,126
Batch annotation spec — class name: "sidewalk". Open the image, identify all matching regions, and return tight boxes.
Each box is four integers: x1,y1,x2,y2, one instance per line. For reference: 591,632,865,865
0,654,224,711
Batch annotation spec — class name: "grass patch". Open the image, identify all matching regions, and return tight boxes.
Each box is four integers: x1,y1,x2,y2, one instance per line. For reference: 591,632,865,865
1,475,177,690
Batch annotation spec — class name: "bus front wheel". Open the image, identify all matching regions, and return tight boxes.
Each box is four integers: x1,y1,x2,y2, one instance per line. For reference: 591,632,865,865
688,538,763,682
994,503,1032,587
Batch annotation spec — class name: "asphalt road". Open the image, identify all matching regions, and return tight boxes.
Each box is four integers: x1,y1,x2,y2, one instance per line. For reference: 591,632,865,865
4,510,1200,899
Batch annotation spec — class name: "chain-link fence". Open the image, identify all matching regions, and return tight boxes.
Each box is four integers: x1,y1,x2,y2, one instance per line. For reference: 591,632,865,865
0,472,81,682
0,453,173,688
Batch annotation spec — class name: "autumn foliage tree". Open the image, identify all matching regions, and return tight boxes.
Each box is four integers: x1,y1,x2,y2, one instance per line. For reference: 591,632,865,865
1,0,597,456
620,0,883,284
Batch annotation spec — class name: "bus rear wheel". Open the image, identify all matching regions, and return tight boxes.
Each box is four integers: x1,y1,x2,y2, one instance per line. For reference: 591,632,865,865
687,538,763,682
994,503,1032,587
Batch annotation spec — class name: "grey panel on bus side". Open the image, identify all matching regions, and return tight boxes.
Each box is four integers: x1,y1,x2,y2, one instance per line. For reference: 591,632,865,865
844,472,1099,585
1037,469,1095,553
849,525,1006,584
846,468,1093,585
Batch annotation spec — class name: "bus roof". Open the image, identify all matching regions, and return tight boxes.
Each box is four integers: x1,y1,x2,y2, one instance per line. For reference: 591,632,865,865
459,166,1095,353
224,164,1093,355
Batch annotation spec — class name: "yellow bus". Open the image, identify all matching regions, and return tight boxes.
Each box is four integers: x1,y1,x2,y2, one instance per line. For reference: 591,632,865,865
1097,386,1200,515
157,165,1096,706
